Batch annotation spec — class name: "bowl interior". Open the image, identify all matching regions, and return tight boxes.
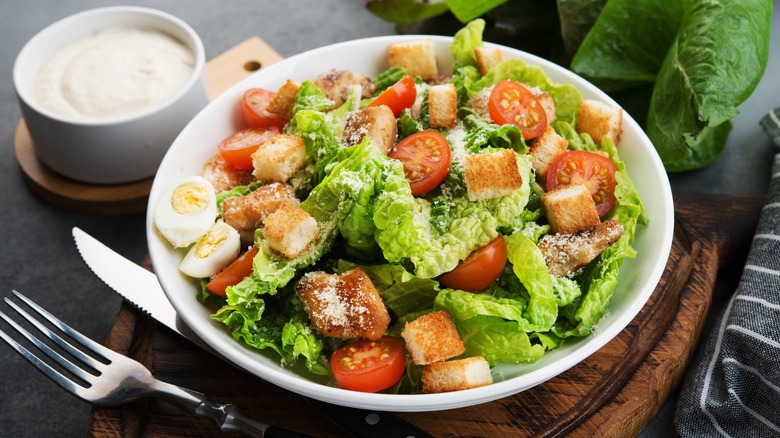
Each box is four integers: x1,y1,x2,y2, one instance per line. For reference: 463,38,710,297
146,35,674,412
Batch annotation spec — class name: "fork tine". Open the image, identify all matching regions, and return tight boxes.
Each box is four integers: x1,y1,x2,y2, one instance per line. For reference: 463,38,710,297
11,290,116,363
0,310,88,395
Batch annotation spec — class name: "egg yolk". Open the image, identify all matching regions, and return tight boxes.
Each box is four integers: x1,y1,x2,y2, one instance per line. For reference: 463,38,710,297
194,225,230,259
171,182,210,214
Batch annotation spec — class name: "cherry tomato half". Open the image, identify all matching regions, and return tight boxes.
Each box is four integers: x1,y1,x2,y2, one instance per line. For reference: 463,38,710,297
488,80,548,140
388,131,451,196
217,127,279,170
546,150,618,217
331,336,406,393
438,236,507,292
241,88,288,128
368,75,417,117
206,246,259,297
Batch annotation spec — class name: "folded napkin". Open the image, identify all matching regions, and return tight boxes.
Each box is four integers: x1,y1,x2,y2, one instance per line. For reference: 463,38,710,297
675,109,780,437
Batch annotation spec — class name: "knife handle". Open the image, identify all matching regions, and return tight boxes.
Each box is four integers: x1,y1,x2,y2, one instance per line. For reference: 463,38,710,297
152,379,311,437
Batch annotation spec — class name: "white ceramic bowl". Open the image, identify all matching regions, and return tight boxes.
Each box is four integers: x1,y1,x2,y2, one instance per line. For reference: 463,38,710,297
147,36,675,412
13,6,209,184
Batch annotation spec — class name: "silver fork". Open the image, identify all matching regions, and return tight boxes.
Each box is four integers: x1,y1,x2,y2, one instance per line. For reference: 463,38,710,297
0,290,310,437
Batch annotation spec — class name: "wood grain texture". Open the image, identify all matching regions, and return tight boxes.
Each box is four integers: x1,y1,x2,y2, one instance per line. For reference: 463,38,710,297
12,36,281,216
87,191,764,437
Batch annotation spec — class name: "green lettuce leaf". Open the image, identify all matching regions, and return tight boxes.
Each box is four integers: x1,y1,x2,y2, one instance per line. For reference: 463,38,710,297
449,18,485,70
571,0,772,170
504,232,557,331
455,315,546,365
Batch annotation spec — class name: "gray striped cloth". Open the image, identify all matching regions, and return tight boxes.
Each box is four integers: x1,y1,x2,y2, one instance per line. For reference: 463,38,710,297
675,109,780,437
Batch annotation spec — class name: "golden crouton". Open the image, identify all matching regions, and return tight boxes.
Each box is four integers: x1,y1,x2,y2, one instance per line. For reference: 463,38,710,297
464,149,522,201
343,105,398,155
541,184,600,234
201,153,254,193
539,220,624,277
576,99,623,145
295,268,391,341
261,203,319,258
474,46,502,75
387,40,438,81
401,310,465,365
529,126,568,181
428,83,458,129
313,69,376,107
221,183,299,246
266,79,300,120
251,134,307,183
422,356,493,393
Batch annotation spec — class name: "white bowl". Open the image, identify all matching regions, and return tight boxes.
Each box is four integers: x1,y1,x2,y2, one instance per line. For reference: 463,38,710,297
13,6,209,184
146,36,674,412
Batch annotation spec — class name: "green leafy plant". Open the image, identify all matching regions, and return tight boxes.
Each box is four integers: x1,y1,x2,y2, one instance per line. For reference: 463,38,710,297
364,0,773,171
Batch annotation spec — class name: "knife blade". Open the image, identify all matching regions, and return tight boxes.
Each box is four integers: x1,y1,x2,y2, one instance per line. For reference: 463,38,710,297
72,227,434,438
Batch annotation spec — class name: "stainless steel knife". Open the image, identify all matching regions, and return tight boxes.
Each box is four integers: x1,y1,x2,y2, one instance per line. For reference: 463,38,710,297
72,227,433,438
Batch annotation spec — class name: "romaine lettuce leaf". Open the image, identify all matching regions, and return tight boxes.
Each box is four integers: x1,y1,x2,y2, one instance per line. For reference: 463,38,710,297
571,0,772,170
504,232,557,332
449,18,485,70
455,315,546,365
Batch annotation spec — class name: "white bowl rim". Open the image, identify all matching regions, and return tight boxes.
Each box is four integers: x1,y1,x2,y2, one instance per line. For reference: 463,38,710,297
147,34,675,412
13,5,206,126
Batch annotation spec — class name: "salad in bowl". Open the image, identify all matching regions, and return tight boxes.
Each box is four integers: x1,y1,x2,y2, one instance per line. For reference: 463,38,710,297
147,20,673,411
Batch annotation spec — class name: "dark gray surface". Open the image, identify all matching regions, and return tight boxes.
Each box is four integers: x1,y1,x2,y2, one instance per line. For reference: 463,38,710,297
0,1,777,436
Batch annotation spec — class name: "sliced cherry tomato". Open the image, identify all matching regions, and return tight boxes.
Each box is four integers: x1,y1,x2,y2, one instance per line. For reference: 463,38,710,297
488,80,548,139
241,88,287,128
368,75,417,116
546,150,618,217
388,131,451,196
438,236,507,292
331,336,406,393
217,127,279,170
205,246,259,297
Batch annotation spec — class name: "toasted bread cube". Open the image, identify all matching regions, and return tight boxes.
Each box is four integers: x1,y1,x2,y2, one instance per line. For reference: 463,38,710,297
576,99,623,145
422,356,493,393
474,46,502,75
401,310,465,365
464,149,522,201
428,83,458,129
343,105,398,154
387,40,438,81
221,182,298,246
295,268,391,340
529,126,568,181
539,220,624,277
262,203,319,258
541,184,600,234
251,134,307,183
266,79,300,120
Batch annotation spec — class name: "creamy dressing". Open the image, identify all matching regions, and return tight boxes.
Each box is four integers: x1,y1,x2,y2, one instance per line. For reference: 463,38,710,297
32,28,194,121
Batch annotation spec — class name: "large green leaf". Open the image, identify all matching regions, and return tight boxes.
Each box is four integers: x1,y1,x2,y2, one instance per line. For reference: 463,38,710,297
571,0,772,170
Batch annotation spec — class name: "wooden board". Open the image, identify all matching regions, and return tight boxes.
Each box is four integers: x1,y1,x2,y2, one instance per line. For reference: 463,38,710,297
12,37,282,216
87,191,764,437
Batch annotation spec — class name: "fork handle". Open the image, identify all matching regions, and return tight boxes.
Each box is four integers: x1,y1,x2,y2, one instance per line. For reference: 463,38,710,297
152,380,310,437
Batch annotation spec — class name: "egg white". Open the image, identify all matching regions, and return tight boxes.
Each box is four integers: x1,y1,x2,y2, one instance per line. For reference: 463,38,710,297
153,175,217,248
179,220,241,278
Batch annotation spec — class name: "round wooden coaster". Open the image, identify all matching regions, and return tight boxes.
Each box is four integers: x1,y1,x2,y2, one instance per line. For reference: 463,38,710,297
13,118,152,215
